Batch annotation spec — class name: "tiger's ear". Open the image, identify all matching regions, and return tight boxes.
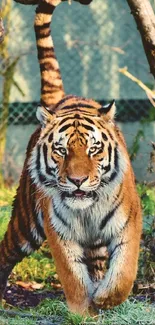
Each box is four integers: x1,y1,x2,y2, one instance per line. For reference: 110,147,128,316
36,106,55,127
99,100,116,120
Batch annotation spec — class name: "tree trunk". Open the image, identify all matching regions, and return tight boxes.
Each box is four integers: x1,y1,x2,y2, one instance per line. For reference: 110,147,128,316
126,0,155,79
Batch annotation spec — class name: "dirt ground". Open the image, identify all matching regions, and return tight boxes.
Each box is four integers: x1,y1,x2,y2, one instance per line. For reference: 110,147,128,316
4,282,155,309
4,284,64,308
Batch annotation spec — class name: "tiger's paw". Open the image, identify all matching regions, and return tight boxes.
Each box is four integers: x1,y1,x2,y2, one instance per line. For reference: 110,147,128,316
92,286,128,310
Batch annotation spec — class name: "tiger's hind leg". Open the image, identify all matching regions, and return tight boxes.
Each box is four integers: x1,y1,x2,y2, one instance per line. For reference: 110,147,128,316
0,219,45,301
0,221,29,301
0,190,46,301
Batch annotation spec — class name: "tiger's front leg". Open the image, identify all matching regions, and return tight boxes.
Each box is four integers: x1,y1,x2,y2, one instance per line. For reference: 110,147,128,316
93,224,141,309
44,217,95,315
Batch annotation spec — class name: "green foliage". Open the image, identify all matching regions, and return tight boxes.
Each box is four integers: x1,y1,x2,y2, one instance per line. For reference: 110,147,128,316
129,129,144,161
137,184,155,216
137,184,155,282
140,106,155,124
0,207,10,240
13,249,56,284
129,105,155,161
0,185,16,206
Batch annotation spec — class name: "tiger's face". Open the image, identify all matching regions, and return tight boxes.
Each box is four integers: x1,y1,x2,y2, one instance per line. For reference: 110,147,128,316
30,96,128,210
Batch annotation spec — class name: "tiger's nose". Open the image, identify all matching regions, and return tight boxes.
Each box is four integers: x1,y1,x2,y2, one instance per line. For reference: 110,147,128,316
67,176,88,186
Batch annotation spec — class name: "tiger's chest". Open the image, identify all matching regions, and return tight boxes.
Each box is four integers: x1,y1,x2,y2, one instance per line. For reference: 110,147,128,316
48,194,126,246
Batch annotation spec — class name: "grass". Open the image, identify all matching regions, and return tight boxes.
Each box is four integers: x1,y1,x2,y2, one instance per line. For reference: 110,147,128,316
0,299,155,325
0,184,155,324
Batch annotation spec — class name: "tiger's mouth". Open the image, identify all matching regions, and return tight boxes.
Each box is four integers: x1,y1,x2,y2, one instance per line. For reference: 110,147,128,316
61,190,98,200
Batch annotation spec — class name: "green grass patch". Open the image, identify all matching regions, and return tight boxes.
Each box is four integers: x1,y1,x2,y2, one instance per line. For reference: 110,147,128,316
0,315,35,325
3,299,153,325
36,299,155,324
1,299,154,325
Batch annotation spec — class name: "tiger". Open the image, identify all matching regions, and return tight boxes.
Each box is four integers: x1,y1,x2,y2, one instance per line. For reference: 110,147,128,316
0,0,142,315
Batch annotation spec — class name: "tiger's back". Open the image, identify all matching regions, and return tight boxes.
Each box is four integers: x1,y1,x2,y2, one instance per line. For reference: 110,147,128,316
0,0,142,315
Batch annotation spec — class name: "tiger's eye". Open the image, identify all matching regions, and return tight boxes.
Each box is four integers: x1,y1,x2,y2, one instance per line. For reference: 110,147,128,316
58,148,66,155
89,147,98,154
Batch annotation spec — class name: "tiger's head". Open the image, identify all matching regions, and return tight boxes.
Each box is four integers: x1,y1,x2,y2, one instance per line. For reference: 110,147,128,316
30,96,128,210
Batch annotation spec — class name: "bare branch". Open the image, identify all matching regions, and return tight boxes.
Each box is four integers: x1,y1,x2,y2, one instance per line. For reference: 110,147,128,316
119,66,155,100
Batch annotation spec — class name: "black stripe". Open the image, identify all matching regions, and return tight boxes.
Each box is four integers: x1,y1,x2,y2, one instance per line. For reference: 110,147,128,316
100,197,124,230
17,177,40,250
37,46,55,60
81,124,94,132
58,115,82,126
30,182,46,241
0,240,8,261
59,111,96,118
102,164,111,173
51,154,57,164
13,193,34,251
53,204,70,228
35,30,51,40
84,117,95,124
114,145,119,170
102,132,108,141
36,2,55,14
58,116,74,126
43,143,55,176
55,95,74,108
17,206,40,251
3,232,11,258
35,23,51,31
42,79,61,88
82,255,107,263
48,133,53,142
99,128,114,141
109,170,117,182
10,222,27,258
101,143,112,172
108,145,119,182
108,143,112,163
36,145,52,185
59,123,72,133
40,62,57,72
36,144,41,171
109,242,126,259
60,103,97,110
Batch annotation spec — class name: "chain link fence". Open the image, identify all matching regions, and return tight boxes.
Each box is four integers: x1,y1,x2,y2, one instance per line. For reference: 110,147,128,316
0,0,155,183
0,100,154,126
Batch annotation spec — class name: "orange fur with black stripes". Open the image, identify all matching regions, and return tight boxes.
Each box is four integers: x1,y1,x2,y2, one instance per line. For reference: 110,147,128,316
0,0,142,315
